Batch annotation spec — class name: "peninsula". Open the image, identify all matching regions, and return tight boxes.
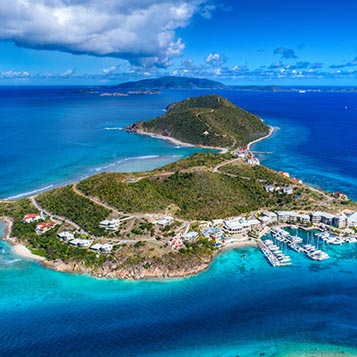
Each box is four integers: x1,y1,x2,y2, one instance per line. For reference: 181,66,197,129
1,95,357,280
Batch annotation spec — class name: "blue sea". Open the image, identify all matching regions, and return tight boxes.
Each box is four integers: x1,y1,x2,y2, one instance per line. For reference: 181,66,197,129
1,87,357,356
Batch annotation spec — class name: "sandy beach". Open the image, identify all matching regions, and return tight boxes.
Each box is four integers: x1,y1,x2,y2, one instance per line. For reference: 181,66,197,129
11,244,45,262
247,125,274,151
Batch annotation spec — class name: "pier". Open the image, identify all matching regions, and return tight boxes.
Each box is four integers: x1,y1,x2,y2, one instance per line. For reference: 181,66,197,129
258,238,292,267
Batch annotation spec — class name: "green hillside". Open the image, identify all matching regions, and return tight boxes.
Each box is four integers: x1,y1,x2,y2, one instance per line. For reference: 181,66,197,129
112,76,228,90
128,94,269,147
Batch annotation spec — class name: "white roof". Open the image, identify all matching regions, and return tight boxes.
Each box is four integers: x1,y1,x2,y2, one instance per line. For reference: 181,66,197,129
247,219,260,226
347,212,357,221
183,231,198,238
276,211,298,217
58,231,74,237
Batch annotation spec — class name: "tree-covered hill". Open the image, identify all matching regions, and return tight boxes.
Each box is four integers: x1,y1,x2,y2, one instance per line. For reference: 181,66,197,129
128,94,269,148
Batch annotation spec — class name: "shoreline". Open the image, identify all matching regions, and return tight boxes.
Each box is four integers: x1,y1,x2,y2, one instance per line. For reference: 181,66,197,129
133,129,228,153
247,125,274,151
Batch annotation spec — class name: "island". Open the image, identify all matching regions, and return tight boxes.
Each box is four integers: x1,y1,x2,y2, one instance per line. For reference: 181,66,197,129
127,94,270,148
1,95,357,280
110,76,229,91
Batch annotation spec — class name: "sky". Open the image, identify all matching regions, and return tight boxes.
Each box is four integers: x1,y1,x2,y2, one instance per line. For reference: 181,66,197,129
0,0,357,85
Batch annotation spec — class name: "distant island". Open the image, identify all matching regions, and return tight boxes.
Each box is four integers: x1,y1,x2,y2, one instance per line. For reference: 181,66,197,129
111,76,229,91
1,94,356,280
127,94,270,148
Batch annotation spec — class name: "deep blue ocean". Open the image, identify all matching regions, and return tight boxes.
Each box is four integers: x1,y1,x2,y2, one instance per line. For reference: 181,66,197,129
1,87,357,356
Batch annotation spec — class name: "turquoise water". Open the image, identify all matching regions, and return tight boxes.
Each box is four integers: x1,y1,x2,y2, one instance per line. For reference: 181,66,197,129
1,88,357,355
1,223,357,356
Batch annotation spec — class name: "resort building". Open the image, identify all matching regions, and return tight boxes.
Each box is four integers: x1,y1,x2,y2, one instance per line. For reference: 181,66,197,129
222,217,259,238
298,214,311,224
58,231,74,242
100,219,120,231
154,216,173,226
332,214,348,228
35,221,57,234
69,239,92,248
22,213,42,223
276,211,298,223
182,231,199,242
347,212,357,227
90,243,113,253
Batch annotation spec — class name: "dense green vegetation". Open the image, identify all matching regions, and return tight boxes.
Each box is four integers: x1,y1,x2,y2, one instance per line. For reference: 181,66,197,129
37,186,110,235
78,156,295,220
0,199,108,267
220,164,292,185
112,76,228,90
132,94,269,147
156,152,234,172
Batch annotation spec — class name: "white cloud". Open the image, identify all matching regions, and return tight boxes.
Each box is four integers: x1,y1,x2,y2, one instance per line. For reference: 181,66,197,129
205,52,228,67
0,0,211,68
102,66,118,75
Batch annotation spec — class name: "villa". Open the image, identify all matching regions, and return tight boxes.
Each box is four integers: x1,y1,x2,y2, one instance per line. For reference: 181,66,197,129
35,221,57,234
100,219,120,230
69,239,92,248
90,243,113,253
283,186,294,195
154,216,173,226
58,231,75,242
22,213,42,223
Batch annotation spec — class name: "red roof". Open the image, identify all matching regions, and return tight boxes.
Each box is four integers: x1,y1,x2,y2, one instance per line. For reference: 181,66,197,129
23,213,40,219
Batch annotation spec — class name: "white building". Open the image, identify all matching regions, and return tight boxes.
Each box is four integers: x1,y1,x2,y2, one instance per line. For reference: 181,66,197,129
264,185,275,193
91,243,113,253
182,231,199,241
347,212,357,227
283,187,293,195
154,216,173,226
276,211,298,223
58,231,74,242
69,239,92,248
100,219,120,230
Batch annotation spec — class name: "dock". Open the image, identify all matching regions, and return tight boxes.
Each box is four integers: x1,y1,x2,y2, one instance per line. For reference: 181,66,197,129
258,238,292,267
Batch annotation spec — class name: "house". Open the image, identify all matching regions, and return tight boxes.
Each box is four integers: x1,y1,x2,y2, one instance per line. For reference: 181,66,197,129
182,231,199,241
311,212,323,224
100,219,120,230
279,171,290,177
246,219,261,228
90,243,113,253
22,213,42,223
69,239,92,248
347,212,357,227
234,147,248,158
35,221,57,234
247,157,260,165
154,216,173,226
283,187,293,195
58,231,74,242
264,185,275,193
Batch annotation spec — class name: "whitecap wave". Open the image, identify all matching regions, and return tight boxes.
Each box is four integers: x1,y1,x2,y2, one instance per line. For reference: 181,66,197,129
103,127,123,131
0,258,21,265
7,185,54,200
